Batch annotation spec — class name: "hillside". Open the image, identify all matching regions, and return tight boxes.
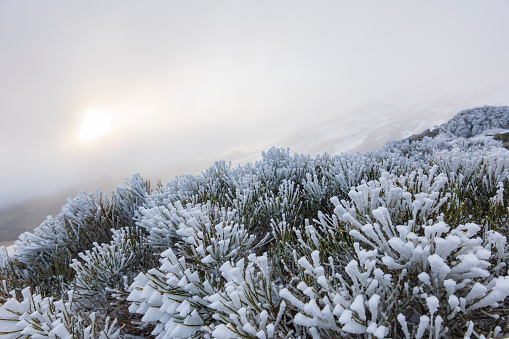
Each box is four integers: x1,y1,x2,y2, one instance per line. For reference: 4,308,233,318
0,106,508,338
0,192,76,246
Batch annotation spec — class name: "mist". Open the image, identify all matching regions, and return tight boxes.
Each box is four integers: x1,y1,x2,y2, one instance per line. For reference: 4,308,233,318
1,0,509,207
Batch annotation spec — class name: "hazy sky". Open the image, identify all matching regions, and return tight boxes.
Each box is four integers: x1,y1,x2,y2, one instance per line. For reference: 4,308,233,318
1,0,509,206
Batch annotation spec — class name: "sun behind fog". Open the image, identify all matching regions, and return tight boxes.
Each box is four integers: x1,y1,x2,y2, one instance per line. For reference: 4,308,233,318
77,108,113,143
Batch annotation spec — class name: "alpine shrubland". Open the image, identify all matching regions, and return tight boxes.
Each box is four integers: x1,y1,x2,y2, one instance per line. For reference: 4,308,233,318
0,105,508,338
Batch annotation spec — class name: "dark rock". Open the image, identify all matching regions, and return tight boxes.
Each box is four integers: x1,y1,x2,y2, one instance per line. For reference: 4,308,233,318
407,129,439,142
493,132,509,142
493,132,509,150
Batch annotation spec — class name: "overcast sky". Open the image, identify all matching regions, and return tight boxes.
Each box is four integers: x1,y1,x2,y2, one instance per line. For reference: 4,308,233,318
1,0,509,207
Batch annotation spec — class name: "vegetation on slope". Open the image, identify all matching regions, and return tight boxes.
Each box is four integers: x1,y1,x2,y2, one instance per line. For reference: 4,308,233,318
0,106,508,338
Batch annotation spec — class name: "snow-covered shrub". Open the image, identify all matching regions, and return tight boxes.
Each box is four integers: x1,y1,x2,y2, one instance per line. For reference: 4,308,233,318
280,248,390,338
440,106,509,138
12,174,153,296
275,166,509,338
432,146,509,229
255,180,302,235
257,148,310,193
319,153,374,199
208,254,291,338
112,173,156,228
137,147,390,252
0,287,121,338
71,227,156,304
128,201,264,338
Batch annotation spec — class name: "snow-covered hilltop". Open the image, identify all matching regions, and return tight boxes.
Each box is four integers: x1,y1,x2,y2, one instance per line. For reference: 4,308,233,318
0,106,508,338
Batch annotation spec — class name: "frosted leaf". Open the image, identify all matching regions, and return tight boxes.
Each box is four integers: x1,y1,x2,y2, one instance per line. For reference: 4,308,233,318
428,254,451,282
373,326,386,339
426,296,439,316
350,295,366,320
418,272,431,286
415,315,429,339
212,324,236,339
397,314,410,339
443,279,456,295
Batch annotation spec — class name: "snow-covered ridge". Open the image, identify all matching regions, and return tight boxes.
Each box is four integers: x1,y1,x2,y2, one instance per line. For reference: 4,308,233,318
0,106,508,338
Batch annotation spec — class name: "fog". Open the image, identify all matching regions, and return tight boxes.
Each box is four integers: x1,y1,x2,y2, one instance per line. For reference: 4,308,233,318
1,0,509,207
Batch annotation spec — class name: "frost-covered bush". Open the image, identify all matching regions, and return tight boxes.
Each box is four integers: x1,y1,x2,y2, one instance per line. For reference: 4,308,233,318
11,174,153,296
1,106,508,337
440,105,509,138
128,201,265,337
130,201,292,338
71,227,156,305
332,171,509,337
207,253,292,338
0,287,121,338
276,168,509,338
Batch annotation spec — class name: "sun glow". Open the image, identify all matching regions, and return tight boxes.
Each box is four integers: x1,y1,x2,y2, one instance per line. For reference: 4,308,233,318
77,108,113,143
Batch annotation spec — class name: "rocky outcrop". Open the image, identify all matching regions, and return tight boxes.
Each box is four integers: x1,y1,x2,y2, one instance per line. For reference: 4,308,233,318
407,129,439,142
494,132,509,150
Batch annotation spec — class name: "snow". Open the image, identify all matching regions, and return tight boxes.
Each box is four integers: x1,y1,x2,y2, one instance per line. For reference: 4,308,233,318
428,254,451,282
426,296,439,316
212,325,236,339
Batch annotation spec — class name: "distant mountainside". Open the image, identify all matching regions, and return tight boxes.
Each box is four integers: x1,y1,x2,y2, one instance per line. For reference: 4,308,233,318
0,195,67,245
227,82,509,166
0,179,122,244
274,88,509,156
0,161,213,244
